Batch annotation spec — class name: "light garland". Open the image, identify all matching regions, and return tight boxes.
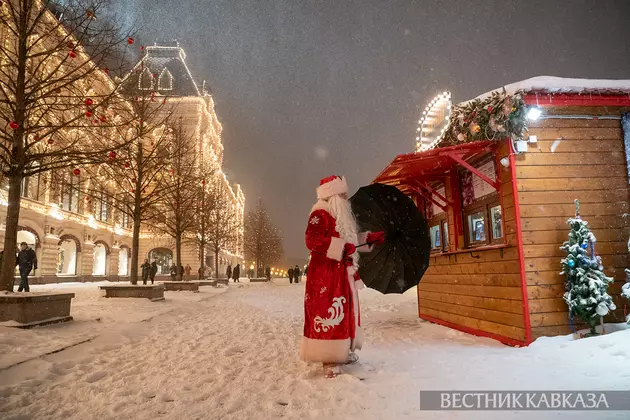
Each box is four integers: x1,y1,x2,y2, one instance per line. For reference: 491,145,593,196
415,91,452,152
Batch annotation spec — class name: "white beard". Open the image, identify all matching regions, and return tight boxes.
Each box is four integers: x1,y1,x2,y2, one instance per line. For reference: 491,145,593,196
328,195,359,268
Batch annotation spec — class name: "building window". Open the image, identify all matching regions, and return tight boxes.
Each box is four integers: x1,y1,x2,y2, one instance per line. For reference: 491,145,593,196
139,67,154,90
460,155,503,248
93,243,107,276
61,172,80,213
427,184,449,253
158,68,173,91
94,189,110,223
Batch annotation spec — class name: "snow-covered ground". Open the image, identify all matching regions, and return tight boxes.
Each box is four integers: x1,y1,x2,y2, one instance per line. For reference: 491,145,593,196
0,279,629,420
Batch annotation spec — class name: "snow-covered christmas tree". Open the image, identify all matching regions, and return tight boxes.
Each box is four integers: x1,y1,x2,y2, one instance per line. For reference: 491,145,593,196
622,237,630,324
560,200,615,336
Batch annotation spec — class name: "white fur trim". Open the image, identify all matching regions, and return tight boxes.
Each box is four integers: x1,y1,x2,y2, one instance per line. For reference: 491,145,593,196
310,200,329,215
327,237,345,261
317,176,348,200
357,231,374,253
300,337,351,363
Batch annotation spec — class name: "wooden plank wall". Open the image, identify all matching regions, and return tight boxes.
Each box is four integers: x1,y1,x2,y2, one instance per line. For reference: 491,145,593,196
516,106,630,340
419,143,528,343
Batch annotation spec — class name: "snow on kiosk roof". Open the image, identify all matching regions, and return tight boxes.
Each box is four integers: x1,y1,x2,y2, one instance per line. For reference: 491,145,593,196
373,76,630,347
474,76,630,106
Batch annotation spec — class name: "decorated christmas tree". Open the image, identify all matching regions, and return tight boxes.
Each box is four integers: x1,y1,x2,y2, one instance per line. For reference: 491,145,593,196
560,200,615,336
622,238,630,324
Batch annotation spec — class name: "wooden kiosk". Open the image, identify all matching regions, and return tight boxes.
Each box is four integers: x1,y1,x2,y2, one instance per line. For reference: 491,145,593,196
374,77,630,346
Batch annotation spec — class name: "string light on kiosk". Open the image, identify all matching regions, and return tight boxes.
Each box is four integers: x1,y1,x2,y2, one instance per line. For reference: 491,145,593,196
415,91,452,152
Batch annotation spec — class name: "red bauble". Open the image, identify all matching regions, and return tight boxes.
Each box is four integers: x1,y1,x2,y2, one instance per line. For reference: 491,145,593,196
127,37,134,45
85,110,93,118
108,151,117,159
73,169,81,176
124,162,130,168
140,46,145,51
488,106,493,113
47,138,54,145
87,10,95,19
100,115,107,122
9,121,19,130
152,73,157,78
84,98,93,106
69,51,77,58
162,100,166,105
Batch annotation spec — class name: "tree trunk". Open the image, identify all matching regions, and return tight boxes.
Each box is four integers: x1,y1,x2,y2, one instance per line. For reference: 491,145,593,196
0,175,23,291
214,249,219,280
175,228,182,281
130,211,141,285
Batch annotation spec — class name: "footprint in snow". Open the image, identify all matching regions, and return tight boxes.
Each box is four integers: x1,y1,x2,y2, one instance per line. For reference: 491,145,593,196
85,371,107,383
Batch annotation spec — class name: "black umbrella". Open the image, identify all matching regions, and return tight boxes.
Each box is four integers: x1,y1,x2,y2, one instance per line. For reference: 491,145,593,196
350,183,431,294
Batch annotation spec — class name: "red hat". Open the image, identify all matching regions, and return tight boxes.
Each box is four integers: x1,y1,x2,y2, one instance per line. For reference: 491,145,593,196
317,175,348,200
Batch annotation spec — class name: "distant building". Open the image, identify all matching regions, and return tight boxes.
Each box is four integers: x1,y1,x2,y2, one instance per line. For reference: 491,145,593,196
0,35,244,283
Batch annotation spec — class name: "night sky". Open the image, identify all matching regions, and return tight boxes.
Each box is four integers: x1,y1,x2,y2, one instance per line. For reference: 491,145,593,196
120,0,630,261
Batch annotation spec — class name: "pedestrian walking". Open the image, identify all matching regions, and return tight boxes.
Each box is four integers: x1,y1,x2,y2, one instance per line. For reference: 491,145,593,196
232,264,240,282
150,261,158,284
288,267,294,284
15,242,37,292
141,259,151,285
265,266,271,281
179,265,184,281
226,264,232,280
170,263,177,281
294,265,301,283
185,264,192,280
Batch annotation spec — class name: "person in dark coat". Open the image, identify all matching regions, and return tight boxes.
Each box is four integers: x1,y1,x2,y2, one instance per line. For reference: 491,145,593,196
226,264,232,280
170,263,177,281
15,242,37,292
179,265,184,281
288,267,294,284
149,261,158,284
141,259,151,285
294,265,301,283
232,264,240,282
265,266,271,281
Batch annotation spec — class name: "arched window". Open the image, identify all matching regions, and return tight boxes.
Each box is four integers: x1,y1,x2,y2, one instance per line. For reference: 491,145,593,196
16,229,38,277
148,248,172,275
158,68,173,91
139,67,154,90
118,246,130,276
57,236,80,275
92,242,109,276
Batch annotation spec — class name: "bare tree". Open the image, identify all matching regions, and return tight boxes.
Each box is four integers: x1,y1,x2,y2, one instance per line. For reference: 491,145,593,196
190,171,239,279
0,0,138,291
244,199,283,277
148,122,200,280
82,95,175,284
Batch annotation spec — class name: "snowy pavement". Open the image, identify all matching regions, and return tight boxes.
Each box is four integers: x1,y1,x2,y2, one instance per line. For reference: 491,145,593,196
0,280,629,420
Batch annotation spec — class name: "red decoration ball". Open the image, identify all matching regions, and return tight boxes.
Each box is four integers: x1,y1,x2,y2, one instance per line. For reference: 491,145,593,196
108,151,117,159
488,106,493,113
124,162,130,168
84,98,93,106
69,51,77,58
9,121,19,130
47,139,54,145
85,110,93,118
99,115,107,122
73,169,81,176
127,37,134,45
